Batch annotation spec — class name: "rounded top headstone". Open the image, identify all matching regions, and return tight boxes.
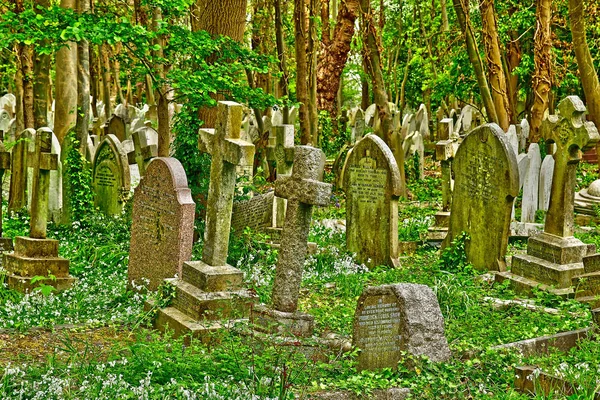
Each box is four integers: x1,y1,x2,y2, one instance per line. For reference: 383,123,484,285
587,179,600,197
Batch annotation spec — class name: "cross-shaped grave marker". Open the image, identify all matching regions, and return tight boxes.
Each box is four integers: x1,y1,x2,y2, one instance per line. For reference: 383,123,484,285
271,145,332,314
199,101,255,266
28,128,58,239
132,127,158,176
267,125,295,228
541,96,599,238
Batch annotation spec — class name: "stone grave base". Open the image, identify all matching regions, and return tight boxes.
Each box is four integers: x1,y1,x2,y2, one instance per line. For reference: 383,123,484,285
510,222,544,239
151,261,256,341
514,366,600,399
251,304,315,338
426,212,449,242
4,236,75,293
572,253,600,309
0,237,13,267
495,233,595,297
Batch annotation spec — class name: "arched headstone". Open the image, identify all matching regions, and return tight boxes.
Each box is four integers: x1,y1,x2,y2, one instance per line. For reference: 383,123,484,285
128,158,195,290
92,134,130,215
442,124,519,271
343,134,403,268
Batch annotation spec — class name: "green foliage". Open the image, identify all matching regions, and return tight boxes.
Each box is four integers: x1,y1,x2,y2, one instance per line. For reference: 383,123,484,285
319,111,349,158
439,232,471,273
63,132,94,221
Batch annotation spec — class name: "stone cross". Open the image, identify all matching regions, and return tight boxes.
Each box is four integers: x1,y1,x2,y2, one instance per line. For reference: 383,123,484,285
0,132,11,236
199,101,255,267
267,125,295,227
271,146,331,313
132,128,158,176
28,128,58,239
541,96,599,238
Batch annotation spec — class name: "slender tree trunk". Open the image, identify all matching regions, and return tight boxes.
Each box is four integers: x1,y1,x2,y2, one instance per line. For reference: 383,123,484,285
308,0,319,145
295,0,311,144
153,7,171,157
77,0,91,151
54,0,77,144
453,0,497,124
479,0,510,131
568,0,600,167
101,44,112,120
316,0,360,115
275,0,290,122
90,45,99,119
112,43,125,105
360,0,406,196
505,25,522,122
33,0,51,129
530,0,552,142
441,0,449,31
191,0,247,128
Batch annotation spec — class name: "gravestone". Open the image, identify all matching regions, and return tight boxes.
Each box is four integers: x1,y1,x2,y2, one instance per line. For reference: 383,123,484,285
415,104,430,141
92,134,131,215
4,128,74,293
0,132,13,262
402,130,424,179
128,158,195,291
48,133,62,221
521,144,541,223
151,101,256,340
231,192,275,236
506,125,519,157
438,118,453,141
442,124,519,271
343,135,403,268
353,284,451,371
497,96,600,295
104,114,127,142
572,254,600,309
0,110,10,133
267,125,295,230
0,94,15,115
8,129,31,212
253,146,331,337
516,118,530,153
131,126,158,176
539,155,554,211
351,108,365,144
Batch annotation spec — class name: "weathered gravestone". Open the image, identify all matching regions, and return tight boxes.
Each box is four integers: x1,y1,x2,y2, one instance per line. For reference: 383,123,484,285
442,124,519,271
353,284,451,371
104,114,127,142
131,126,158,176
497,96,599,295
343,134,403,268
151,101,256,340
0,110,10,134
128,158,195,291
572,254,600,309
267,125,295,232
4,128,74,293
253,146,331,337
0,132,13,261
231,191,275,236
92,134,131,215
538,154,554,211
521,144,542,223
351,108,365,144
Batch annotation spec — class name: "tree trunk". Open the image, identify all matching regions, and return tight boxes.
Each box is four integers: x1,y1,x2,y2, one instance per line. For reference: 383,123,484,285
101,44,112,120
33,0,51,129
505,24,522,123
275,0,290,122
308,0,319,145
294,0,311,144
191,0,247,128
479,0,510,131
153,6,171,157
452,0,497,125
54,0,77,144
530,0,552,142
316,0,360,115
77,0,91,152
568,0,600,166
360,0,406,196
441,0,449,31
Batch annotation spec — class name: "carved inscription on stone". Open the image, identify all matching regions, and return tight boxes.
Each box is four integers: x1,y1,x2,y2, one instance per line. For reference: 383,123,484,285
231,192,274,235
136,186,177,244
96,165,117,188
355,294,401,356
348,156,387,205
459,147,500,203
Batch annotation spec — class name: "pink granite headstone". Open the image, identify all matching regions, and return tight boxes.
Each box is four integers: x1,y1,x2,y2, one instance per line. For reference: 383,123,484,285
128,157,195,290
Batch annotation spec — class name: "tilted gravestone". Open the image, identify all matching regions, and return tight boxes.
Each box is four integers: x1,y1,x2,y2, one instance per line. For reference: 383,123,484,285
253,146,331,337
231,191,275,236
442,124,519,271
128,158,195,291
104,114,127,142
4,128,75,293
353,284,451,371
151,101,256,340
343,134,403,268
92,134,131,216
497,96,599,295
521,144,542,223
